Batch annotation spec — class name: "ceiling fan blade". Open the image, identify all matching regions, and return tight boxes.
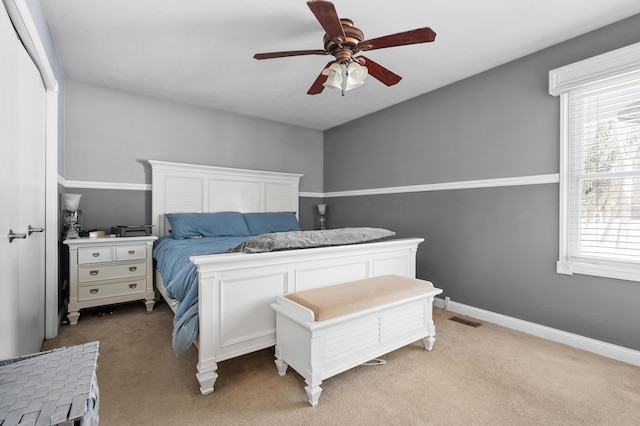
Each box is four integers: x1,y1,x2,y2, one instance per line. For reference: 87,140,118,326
361,27,436,51
307,0,346,43
254,49,328,60
307,62,334,95
358,56,402,86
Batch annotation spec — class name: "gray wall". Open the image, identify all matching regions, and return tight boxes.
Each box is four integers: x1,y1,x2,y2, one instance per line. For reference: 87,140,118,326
324,14,640,350
69,188,323,233
63,81,324,231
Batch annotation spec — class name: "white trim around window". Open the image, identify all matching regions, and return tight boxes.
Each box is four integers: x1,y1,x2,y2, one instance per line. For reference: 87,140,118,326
550,41,640,282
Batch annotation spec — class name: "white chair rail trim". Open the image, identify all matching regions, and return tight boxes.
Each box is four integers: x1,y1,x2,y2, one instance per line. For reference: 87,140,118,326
59,173,559,197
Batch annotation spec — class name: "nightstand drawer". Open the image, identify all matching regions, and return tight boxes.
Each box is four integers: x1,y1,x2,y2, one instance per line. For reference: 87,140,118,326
78,246,114,264
78,261,146,282
78,279,146,301
115,244,147,261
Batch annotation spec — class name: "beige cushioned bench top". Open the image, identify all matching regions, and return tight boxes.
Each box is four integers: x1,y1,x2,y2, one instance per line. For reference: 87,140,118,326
285,275,436,321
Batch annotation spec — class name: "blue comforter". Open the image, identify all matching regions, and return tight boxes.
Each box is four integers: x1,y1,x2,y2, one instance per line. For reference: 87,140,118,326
153,236,249,357
154,228,396,357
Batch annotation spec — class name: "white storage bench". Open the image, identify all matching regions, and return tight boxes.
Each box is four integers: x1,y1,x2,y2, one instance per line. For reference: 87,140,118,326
271,275,443,406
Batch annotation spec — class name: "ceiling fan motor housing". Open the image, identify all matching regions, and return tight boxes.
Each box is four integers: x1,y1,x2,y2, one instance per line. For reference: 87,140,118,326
323,19,363,64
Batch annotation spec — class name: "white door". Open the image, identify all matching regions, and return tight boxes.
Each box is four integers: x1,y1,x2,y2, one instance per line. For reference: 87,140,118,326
17,32,47,355
0,4,47,358
0,2,21,358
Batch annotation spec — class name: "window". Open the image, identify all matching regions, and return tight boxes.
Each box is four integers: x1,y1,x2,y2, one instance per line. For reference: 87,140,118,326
550,42,640,282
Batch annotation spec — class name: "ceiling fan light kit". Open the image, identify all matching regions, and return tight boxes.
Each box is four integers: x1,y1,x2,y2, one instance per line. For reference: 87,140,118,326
321,61,368,95
253,0,436,96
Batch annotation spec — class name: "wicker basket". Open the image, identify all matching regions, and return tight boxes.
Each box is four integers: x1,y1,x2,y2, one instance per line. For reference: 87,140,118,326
0,341,99,425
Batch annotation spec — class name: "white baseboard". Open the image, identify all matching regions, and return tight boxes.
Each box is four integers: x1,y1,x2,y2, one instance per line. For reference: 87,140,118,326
433,297,640,367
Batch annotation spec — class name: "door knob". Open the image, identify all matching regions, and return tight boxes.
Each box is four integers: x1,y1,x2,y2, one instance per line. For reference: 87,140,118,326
8,229,27,243
28,225,45,236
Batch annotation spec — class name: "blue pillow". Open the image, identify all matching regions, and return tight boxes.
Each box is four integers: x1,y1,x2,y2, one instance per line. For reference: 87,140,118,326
165,212,251,239
243,212,301,235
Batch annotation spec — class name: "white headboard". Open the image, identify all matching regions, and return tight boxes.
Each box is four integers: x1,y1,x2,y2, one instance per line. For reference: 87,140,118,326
149,160,303,237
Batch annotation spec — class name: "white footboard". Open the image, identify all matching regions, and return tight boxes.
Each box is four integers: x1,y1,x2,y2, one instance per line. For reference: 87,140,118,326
190,237,423,395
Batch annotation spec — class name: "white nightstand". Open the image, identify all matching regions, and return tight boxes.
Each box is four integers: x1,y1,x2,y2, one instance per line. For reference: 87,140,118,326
64,235,157,325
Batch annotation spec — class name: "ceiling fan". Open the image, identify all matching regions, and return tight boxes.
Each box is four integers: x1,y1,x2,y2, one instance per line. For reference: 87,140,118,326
253,0,436,95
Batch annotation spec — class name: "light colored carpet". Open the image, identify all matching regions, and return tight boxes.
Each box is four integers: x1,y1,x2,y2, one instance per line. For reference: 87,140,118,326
42,301,640,425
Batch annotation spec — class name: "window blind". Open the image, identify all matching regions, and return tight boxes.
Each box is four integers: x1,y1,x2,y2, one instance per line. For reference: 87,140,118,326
568,72,640,264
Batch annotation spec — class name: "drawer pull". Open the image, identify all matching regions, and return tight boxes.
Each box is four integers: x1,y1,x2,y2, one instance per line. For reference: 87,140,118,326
129,283,137,289
92,253,100,257
89,288,99,294
128,250,135,255
129,266,137,272
89,270,99,276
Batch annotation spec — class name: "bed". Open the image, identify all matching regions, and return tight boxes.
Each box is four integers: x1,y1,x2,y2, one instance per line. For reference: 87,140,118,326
149,160,424,395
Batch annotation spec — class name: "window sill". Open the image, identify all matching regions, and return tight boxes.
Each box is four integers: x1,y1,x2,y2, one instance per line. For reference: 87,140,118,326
557,259,640,282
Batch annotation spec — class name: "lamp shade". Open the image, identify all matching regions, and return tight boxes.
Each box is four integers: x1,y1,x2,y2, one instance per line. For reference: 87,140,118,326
345,62,368,91
62,193,82,211
322,63,343,90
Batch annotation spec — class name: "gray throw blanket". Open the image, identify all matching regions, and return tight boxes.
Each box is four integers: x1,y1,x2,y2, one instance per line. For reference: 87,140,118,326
229,227,396,253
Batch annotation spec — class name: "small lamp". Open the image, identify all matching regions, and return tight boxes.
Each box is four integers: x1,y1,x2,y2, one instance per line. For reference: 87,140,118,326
62,193,83,239
317,204,327,230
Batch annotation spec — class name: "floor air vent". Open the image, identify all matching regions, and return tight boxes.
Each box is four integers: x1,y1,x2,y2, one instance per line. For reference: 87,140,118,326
449,316,482,328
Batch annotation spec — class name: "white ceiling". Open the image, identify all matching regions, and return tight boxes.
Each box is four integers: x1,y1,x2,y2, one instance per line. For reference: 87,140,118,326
40,0,640,131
